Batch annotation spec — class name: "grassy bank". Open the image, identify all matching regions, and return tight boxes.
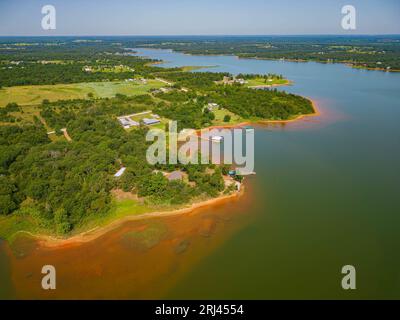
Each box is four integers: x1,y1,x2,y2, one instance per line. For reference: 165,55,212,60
0,198,154,243
0,190,241,247
246,77,290,87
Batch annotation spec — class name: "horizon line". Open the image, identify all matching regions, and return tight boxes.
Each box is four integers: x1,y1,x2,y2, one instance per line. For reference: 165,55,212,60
1,33,400,38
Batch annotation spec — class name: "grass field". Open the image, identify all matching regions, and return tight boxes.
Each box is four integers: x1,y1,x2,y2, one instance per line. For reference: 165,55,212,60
0,79,165,107
212,107,245,126
246,77,290,87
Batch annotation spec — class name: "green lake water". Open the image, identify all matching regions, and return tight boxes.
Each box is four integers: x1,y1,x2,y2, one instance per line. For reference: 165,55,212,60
132,48,400,299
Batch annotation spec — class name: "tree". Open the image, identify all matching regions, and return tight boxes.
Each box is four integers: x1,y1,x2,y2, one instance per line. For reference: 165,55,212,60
0,195,17,215
0,176,18,215
223,114,231,122
137,172,168,197
54,208,71,234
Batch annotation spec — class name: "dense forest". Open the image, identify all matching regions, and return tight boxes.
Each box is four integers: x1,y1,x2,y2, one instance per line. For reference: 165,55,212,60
153,72,314,120
0,40,176,87
0,96,230,234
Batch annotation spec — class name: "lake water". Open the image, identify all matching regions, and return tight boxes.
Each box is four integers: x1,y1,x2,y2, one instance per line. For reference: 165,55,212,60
1,48,399,299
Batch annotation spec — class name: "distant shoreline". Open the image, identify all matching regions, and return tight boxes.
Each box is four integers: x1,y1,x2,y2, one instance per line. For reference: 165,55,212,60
137,47,400,73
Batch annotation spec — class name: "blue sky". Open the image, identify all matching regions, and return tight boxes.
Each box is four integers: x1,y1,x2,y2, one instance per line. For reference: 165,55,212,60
0,0,399,36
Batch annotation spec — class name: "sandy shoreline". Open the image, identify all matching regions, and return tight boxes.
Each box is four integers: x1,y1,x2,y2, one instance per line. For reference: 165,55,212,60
198,98,319,132
20,188,244,249
259,98,320,124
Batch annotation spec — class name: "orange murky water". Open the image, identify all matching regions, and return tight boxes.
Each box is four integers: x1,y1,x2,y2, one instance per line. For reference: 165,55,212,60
5,183,256,299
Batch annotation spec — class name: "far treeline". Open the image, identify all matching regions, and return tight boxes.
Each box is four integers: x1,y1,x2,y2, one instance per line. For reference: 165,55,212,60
133,35,400,71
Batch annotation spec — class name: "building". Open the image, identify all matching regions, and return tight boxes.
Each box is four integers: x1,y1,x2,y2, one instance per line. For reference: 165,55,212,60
160,87,171,93
206,103,219,111
235,78,247,85
167,171,184,181
223,76,231,84
114,167,126,177
222,76,247,85
142,118,161,126
118,117,140,129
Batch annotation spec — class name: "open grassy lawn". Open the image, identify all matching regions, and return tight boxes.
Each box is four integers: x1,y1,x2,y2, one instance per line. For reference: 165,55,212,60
246,77,290,87
70,199,155,235
0,79,165,107
0,214,48,244
212,107,245,126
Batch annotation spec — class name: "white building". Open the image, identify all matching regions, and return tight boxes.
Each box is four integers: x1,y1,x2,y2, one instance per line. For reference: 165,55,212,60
142,118,161,126
114,167,126,177
206,103,219,111
118,117,140,129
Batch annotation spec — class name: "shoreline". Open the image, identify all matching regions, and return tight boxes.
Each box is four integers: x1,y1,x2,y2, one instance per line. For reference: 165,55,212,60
259,98,320,124
17,187,245,249
136,47,400,73
198,98,319,132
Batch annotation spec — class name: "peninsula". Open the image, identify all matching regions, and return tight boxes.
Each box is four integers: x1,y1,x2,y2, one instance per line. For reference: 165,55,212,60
0,38,315,244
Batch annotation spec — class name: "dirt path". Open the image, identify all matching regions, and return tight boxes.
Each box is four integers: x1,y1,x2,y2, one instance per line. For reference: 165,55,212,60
61,128,72,142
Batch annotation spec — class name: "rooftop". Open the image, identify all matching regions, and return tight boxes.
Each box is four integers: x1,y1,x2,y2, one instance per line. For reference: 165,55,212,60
114,167,126,177
142,118,161,125
167,171,184,181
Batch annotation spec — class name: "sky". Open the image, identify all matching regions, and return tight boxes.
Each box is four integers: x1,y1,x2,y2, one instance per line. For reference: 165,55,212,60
0,0,399,36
